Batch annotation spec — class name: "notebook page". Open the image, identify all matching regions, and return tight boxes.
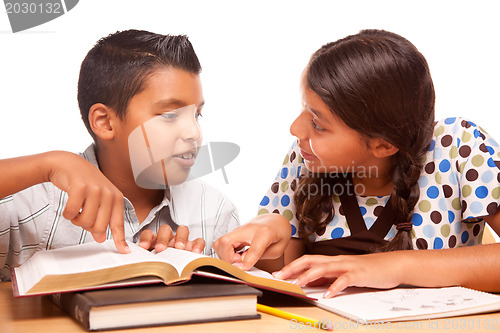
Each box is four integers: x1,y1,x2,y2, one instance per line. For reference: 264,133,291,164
305,286,500,323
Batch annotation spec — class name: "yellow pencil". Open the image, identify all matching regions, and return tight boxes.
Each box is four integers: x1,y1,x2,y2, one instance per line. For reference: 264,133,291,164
257,303,333,331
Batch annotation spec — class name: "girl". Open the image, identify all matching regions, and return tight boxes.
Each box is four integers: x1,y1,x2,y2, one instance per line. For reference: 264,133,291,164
214,29,500,297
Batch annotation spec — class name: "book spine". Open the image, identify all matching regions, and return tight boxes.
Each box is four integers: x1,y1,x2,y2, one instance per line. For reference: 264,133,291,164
10,268,21,297
51,293,92,331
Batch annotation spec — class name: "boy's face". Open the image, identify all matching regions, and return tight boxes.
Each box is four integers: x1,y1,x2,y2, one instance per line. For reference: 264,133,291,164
116,68,204,188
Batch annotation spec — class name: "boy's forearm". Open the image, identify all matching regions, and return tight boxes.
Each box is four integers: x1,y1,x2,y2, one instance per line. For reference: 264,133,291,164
0,152,54,198
397,244,500,292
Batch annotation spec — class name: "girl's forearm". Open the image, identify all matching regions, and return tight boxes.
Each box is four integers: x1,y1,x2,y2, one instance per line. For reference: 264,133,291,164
398,244,500,292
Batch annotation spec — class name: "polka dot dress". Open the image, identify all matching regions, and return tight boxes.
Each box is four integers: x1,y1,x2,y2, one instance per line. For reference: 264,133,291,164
258,118,500,250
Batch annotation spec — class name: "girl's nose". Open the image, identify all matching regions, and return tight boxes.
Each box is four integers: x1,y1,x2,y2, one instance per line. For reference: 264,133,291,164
290,111,308,143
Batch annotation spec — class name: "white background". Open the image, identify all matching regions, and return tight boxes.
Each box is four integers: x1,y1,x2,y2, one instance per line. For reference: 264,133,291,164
1,0,499,224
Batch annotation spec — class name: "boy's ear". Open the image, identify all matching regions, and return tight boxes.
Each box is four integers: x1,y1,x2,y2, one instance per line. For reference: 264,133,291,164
88,103,116,140
367,138,399,158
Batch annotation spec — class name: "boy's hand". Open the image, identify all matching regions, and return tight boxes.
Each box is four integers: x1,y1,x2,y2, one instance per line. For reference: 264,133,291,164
138,225,205,254
45,151,129,254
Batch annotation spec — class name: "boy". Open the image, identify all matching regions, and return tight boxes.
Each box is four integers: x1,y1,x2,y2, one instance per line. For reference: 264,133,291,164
0,30,239,281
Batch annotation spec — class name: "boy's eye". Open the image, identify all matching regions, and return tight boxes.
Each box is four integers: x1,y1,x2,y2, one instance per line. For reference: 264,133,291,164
160,113,178,120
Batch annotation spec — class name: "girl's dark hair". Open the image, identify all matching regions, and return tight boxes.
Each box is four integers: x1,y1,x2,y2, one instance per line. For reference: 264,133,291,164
295,29,435,251
78,29,202,140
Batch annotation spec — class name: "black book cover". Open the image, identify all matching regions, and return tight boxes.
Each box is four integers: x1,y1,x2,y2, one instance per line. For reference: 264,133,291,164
51,282,261,331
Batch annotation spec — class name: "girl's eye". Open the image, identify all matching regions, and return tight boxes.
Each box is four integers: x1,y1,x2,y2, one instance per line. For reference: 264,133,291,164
311,119,325,132
195,112,203,119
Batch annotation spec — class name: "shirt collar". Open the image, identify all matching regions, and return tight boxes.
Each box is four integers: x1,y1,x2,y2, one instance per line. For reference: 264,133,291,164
81,144,100,169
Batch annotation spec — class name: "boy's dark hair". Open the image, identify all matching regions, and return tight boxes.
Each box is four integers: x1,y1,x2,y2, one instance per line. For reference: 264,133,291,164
295,29,435,252
78,29,202,139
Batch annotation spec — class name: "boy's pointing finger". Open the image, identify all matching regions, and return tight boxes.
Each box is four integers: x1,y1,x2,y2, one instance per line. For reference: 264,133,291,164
110,197,129,254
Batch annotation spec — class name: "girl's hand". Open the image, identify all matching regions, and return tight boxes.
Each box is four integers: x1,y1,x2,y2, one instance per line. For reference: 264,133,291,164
213,213,291,270
138,225,205,254
274,253,404,298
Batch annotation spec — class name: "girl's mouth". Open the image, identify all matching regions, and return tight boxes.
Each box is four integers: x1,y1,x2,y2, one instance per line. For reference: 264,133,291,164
300,149,316,161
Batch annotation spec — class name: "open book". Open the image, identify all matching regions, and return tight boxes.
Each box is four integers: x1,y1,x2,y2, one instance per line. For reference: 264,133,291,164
11,240,306,298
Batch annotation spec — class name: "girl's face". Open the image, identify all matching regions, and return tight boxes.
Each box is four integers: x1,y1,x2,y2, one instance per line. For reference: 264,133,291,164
290,75,372,174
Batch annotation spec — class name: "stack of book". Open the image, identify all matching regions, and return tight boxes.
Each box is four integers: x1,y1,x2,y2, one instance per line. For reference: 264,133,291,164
12,240,500,330
50,283,261,331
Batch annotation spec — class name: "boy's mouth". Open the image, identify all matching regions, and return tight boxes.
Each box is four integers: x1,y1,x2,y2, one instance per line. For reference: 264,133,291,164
171,149,198,167
174,152,196,160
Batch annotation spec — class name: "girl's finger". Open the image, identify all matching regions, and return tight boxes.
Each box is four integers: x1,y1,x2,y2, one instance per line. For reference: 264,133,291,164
239,232,275,270
213,232,246,264
292,260,350,288
274,255,323,279
323,273,353,298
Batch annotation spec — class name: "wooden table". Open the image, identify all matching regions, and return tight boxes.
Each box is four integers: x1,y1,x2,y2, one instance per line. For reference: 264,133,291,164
2,282,500,332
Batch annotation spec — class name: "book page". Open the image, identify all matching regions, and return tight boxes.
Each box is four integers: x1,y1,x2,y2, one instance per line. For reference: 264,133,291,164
304,286,500,323
194,267,282,282
40,241,158,274
153,247,207,274
193,265,308,298
15,240,156,293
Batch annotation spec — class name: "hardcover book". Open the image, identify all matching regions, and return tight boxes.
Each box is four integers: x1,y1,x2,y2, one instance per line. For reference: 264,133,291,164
50,283,261,331
11,240,305,298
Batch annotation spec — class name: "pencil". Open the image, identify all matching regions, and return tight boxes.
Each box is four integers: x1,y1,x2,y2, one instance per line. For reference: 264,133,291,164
257,303,333,331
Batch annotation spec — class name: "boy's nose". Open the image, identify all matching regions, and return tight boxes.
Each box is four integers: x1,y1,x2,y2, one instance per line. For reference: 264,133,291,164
182,114,202,142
